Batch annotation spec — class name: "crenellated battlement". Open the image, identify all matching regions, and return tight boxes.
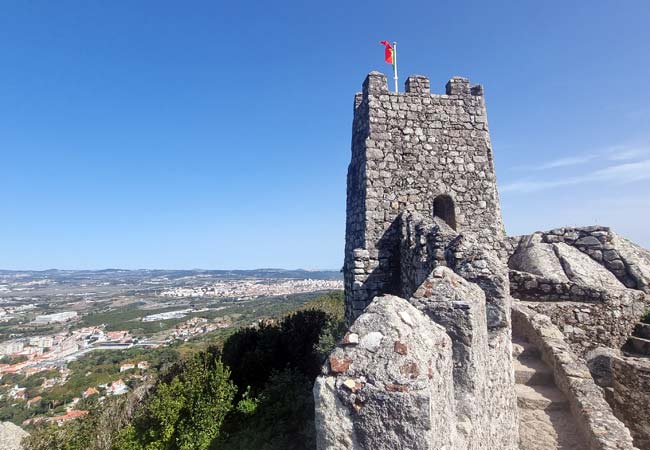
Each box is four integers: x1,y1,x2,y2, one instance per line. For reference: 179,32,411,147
358,71,484,98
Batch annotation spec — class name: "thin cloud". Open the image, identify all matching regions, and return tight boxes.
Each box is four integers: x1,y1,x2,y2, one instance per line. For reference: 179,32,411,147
525,144,649,171
501,158,650,193
536,154,596,169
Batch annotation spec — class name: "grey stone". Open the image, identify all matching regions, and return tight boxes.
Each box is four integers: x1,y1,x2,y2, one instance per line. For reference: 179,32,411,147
509,240,569,283
0,422,28,450
553,242,626,291
314,295,455,450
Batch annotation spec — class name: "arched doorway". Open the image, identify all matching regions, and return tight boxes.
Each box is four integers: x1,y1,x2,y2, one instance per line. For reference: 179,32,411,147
433,195,457,230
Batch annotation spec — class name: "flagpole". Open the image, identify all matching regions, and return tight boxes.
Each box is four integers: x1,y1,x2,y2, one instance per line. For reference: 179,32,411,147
393,41,398,93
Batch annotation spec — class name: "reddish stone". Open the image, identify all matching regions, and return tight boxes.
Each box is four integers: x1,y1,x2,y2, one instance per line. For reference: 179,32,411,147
393,340,408,355
385,383,409,392
329,355,351,374
399,361,420,379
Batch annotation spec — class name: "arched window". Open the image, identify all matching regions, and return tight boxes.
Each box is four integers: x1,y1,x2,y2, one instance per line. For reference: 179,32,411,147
433,195,457,230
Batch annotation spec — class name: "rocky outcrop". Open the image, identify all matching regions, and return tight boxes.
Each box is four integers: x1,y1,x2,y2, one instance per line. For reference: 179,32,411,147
508,227,650,293
314,295,455,450
509,235,569,283
553,243,625,291
507,227,649,356
0,422,28,450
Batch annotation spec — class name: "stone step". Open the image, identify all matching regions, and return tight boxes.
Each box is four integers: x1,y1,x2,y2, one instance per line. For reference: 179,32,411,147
634,322,650,340
518,408,587,450
516,384,568,411
514,357,555,386
512,339,541,359
629,336,650,356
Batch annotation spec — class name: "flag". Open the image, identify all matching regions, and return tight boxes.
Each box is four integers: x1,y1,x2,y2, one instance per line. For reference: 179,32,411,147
380,40,393,65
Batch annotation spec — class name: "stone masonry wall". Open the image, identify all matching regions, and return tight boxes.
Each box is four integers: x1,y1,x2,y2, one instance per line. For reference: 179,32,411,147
587,350,650,449
344,72,505,320
512,304,638,450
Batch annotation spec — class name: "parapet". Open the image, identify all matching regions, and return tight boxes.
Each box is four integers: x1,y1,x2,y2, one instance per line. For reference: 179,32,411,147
361,71,484,97
446,76,484,96
405,75,430,94
362,71,389,96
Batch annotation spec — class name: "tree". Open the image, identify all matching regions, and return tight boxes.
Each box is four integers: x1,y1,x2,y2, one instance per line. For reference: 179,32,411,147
114,350,236,450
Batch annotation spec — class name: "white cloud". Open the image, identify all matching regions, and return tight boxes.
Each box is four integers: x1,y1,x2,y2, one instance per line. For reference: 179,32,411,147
536,154,596,169
501,158,650,193
520,144,650,172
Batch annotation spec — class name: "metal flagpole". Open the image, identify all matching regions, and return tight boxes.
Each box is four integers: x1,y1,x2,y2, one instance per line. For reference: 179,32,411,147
393,41,398,93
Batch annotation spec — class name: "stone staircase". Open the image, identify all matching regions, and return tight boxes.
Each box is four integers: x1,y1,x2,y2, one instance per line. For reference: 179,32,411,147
513,336,586,450
624,321,650,356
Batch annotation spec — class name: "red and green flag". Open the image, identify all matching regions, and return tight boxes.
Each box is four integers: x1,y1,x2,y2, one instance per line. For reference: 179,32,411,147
380,40,398,93
380,40,394,65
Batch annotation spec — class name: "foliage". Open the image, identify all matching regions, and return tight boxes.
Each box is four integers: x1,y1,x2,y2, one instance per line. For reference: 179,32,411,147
220,290,344,394
216,291,345,450
21,290,346,450
114,349,236,450
22,395,137,450
299,290,345,321
216,369,315,450
0,354,28,364
642,309,650,324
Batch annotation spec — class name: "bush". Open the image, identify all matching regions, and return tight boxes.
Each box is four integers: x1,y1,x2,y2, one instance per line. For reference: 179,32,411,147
642,310,650,324
221,304,344,394
23,395,136,450
216,369,315,450
114,349,236,450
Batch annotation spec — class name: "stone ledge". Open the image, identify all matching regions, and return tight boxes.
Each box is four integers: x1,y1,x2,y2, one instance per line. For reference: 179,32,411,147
512,303,638,450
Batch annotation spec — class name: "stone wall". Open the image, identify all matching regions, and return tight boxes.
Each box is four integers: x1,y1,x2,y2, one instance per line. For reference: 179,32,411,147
517,292,645,356
506,227,650,355
587,349,650,449
344,72,505,320
512,304,638,450
316,270,518,450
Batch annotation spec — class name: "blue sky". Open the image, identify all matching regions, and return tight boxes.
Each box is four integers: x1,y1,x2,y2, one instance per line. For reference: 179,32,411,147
1,1,649,270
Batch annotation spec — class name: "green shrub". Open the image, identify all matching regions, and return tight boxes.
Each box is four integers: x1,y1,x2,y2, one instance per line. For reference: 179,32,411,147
114,349,236,450
642,310,650,324
216,369,315,450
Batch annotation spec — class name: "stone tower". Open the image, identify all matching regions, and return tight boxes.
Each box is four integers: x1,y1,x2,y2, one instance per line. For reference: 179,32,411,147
344,71,504,318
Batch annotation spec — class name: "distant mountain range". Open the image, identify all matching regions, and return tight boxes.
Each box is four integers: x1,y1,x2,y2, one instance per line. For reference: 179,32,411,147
0,268,342,281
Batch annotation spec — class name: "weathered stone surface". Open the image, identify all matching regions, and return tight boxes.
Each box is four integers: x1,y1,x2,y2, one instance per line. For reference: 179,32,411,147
612,233,650,293
509,235,569,283
554,243,626,291
409,267,488,447
0,422,28,450
314,295,455,450
507,226,650,292
409,267,518,450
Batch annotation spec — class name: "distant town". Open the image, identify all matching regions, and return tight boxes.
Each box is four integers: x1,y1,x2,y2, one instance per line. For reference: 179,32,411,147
0,269,342,428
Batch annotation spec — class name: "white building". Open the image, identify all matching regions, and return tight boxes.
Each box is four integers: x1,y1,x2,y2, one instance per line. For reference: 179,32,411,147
33,312,78,324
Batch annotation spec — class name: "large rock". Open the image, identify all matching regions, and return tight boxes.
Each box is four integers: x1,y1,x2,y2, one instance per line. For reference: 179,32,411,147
612,233,650,293
0,422,28,450
409,267,489,448
509,234,569,283
554,242,626,290
314,295,455,450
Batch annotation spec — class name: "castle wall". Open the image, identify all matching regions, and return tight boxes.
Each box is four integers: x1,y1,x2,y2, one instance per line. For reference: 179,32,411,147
345,72,504,319
512,305,638,450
